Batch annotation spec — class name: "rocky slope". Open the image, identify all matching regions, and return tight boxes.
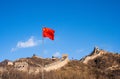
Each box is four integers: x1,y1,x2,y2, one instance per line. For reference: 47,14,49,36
0,47,120,79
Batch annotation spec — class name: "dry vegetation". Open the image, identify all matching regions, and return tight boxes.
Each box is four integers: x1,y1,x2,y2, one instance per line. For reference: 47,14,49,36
14,57,56,66
0,51,120,79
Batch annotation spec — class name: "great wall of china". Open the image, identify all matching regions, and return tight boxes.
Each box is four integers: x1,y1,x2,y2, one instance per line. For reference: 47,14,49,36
44,55,69,71
0,54,69,74
82,47,107,64
0,47,108,74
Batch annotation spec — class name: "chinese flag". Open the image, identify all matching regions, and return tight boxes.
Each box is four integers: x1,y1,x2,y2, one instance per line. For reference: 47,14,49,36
42,27,55,40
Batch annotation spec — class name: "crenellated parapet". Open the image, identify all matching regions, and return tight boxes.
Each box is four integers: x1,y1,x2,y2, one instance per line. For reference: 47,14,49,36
82,47,107,64
44,54,69,72
12,54,69,73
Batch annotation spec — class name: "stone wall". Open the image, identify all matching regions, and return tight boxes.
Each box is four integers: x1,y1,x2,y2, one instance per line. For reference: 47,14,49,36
14,62,28,72
0,55,69,74
83,53,101,64
44,56,69,72
83,48,107,64
29,67,41,74
14,56,69,73
0,67,7,72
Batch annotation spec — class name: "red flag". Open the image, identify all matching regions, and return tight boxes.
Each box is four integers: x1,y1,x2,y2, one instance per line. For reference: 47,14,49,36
42,27,55,40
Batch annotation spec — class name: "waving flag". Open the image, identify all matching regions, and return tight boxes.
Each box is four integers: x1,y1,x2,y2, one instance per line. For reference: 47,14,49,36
42,27,55,40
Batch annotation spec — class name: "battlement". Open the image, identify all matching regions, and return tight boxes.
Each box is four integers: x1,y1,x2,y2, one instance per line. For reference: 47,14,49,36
12,54,69,73
44,54,69,72
90,47,107,55
82,47,107,64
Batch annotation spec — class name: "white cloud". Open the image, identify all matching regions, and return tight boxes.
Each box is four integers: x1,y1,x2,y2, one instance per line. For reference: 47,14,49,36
53,52,61,57
11,36,41,52
17,36,38,48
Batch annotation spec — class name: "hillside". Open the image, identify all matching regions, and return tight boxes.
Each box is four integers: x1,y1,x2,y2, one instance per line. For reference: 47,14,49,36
0,47,120,79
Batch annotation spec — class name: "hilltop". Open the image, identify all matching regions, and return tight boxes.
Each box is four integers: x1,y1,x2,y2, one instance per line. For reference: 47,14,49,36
0,47,120,79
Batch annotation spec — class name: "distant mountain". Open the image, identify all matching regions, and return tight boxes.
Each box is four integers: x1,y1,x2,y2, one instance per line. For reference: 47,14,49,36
0,47,120,79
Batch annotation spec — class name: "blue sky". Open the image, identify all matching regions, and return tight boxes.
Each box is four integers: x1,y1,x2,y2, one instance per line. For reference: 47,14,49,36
0,0,120,61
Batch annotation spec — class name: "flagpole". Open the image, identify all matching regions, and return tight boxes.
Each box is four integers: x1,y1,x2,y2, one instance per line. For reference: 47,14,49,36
42,26,44,79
